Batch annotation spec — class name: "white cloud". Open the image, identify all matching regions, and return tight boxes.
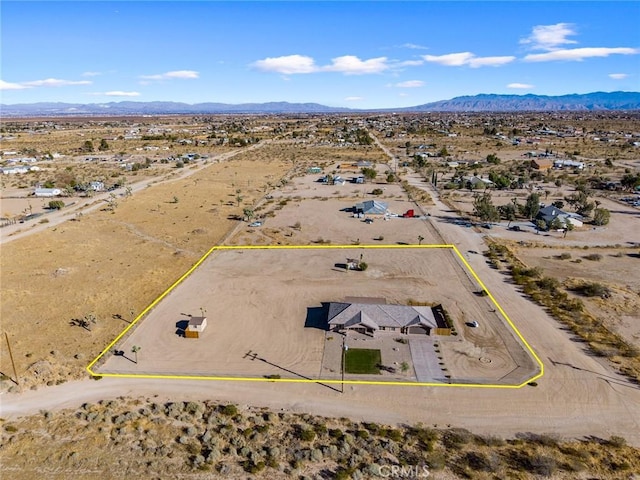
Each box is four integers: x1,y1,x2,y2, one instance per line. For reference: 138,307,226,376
525,47,639,62
468,56,516,68
140,70,199,80
0,80,30,90
252,54,389,75
423,52,515,68
91,91,141,97
344,96,364,101
22,78,92,87
609,73,629,80
323,56,389,75
397,59,424,67
423,52,475,66
507,83,535,89
402,43,428,50
82,71,102,77
394,80,425,88
252,55,317,74
521,23,577,51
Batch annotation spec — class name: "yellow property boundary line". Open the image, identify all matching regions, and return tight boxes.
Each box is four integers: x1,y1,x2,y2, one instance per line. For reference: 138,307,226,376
87,244,544,389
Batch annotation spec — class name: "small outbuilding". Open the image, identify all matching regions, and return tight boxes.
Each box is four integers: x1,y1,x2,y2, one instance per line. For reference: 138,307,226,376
531,158,553,171
185,316,208,339
354,200,388,217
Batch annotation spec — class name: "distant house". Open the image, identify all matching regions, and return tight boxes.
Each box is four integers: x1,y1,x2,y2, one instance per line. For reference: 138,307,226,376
354,200,388,216
34,187,62,197
185,317,208,339
327,302,451,336
536,205,583,229
463,176,494,189
6,157,37,164
333,175,346,186
553,159,585,170
2,166,29,175
531,158,553,171
307,166,322,174
90,181,105,192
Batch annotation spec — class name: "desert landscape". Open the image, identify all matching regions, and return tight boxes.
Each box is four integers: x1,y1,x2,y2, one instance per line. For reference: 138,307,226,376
2,112,640,478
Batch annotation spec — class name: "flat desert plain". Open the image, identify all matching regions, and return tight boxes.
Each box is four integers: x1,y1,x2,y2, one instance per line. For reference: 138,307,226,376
2,135,640,448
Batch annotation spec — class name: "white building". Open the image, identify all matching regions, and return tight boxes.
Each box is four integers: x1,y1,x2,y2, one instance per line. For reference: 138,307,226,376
34,188,62,197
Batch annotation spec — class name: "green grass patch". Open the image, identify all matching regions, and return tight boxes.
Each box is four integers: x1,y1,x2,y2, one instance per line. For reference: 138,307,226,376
344,348,381,374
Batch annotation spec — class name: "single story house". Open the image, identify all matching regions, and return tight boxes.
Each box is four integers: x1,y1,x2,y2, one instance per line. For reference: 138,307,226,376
353,200,388,216
535,205,583,229
185,316,207,339
327,302,451,336
307,166,322,174
463,176,494,189
531,158,553,171
553,159,585,170
34,187,62,197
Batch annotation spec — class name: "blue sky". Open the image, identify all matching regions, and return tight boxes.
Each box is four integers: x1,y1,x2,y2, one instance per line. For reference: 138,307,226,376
1,1,639,108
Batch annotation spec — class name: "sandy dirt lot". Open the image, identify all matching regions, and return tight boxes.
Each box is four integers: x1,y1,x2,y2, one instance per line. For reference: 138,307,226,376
98,246,537,386
515,246,640,349
0,144,291,387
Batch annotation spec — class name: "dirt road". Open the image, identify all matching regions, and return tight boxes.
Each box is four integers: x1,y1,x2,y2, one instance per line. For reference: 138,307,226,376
0,142,269,245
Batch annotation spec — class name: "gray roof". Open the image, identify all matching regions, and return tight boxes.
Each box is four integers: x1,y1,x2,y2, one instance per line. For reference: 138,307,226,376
537,205,583,225
354,200,388,215
188,316,207,327
328,303,437,330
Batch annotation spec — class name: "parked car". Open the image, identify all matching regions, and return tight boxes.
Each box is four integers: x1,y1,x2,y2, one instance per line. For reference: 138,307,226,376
509,225,521,231
249,221,262,227
470,320,479,328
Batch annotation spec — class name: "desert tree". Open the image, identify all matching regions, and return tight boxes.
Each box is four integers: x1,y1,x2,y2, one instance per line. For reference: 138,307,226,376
592,208,610,226
243,207,254,221
361,167,377,183
498,203,517,227
524,193,541,220
81,140,94,153
418,235,424,246
131,345,141,364
563,222,574,238
473,192,499,223
106,193,118,211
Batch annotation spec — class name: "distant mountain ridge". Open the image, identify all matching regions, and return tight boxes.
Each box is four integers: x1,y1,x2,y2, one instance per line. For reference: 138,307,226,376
402,91,640,112
1,92,639,116
0,101,351,116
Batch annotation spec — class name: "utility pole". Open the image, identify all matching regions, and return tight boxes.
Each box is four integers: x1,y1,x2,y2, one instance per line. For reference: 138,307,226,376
341,335,348,394
4,332,19,386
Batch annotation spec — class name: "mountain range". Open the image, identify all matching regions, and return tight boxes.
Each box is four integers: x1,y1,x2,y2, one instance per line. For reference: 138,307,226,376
2,92,639,116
